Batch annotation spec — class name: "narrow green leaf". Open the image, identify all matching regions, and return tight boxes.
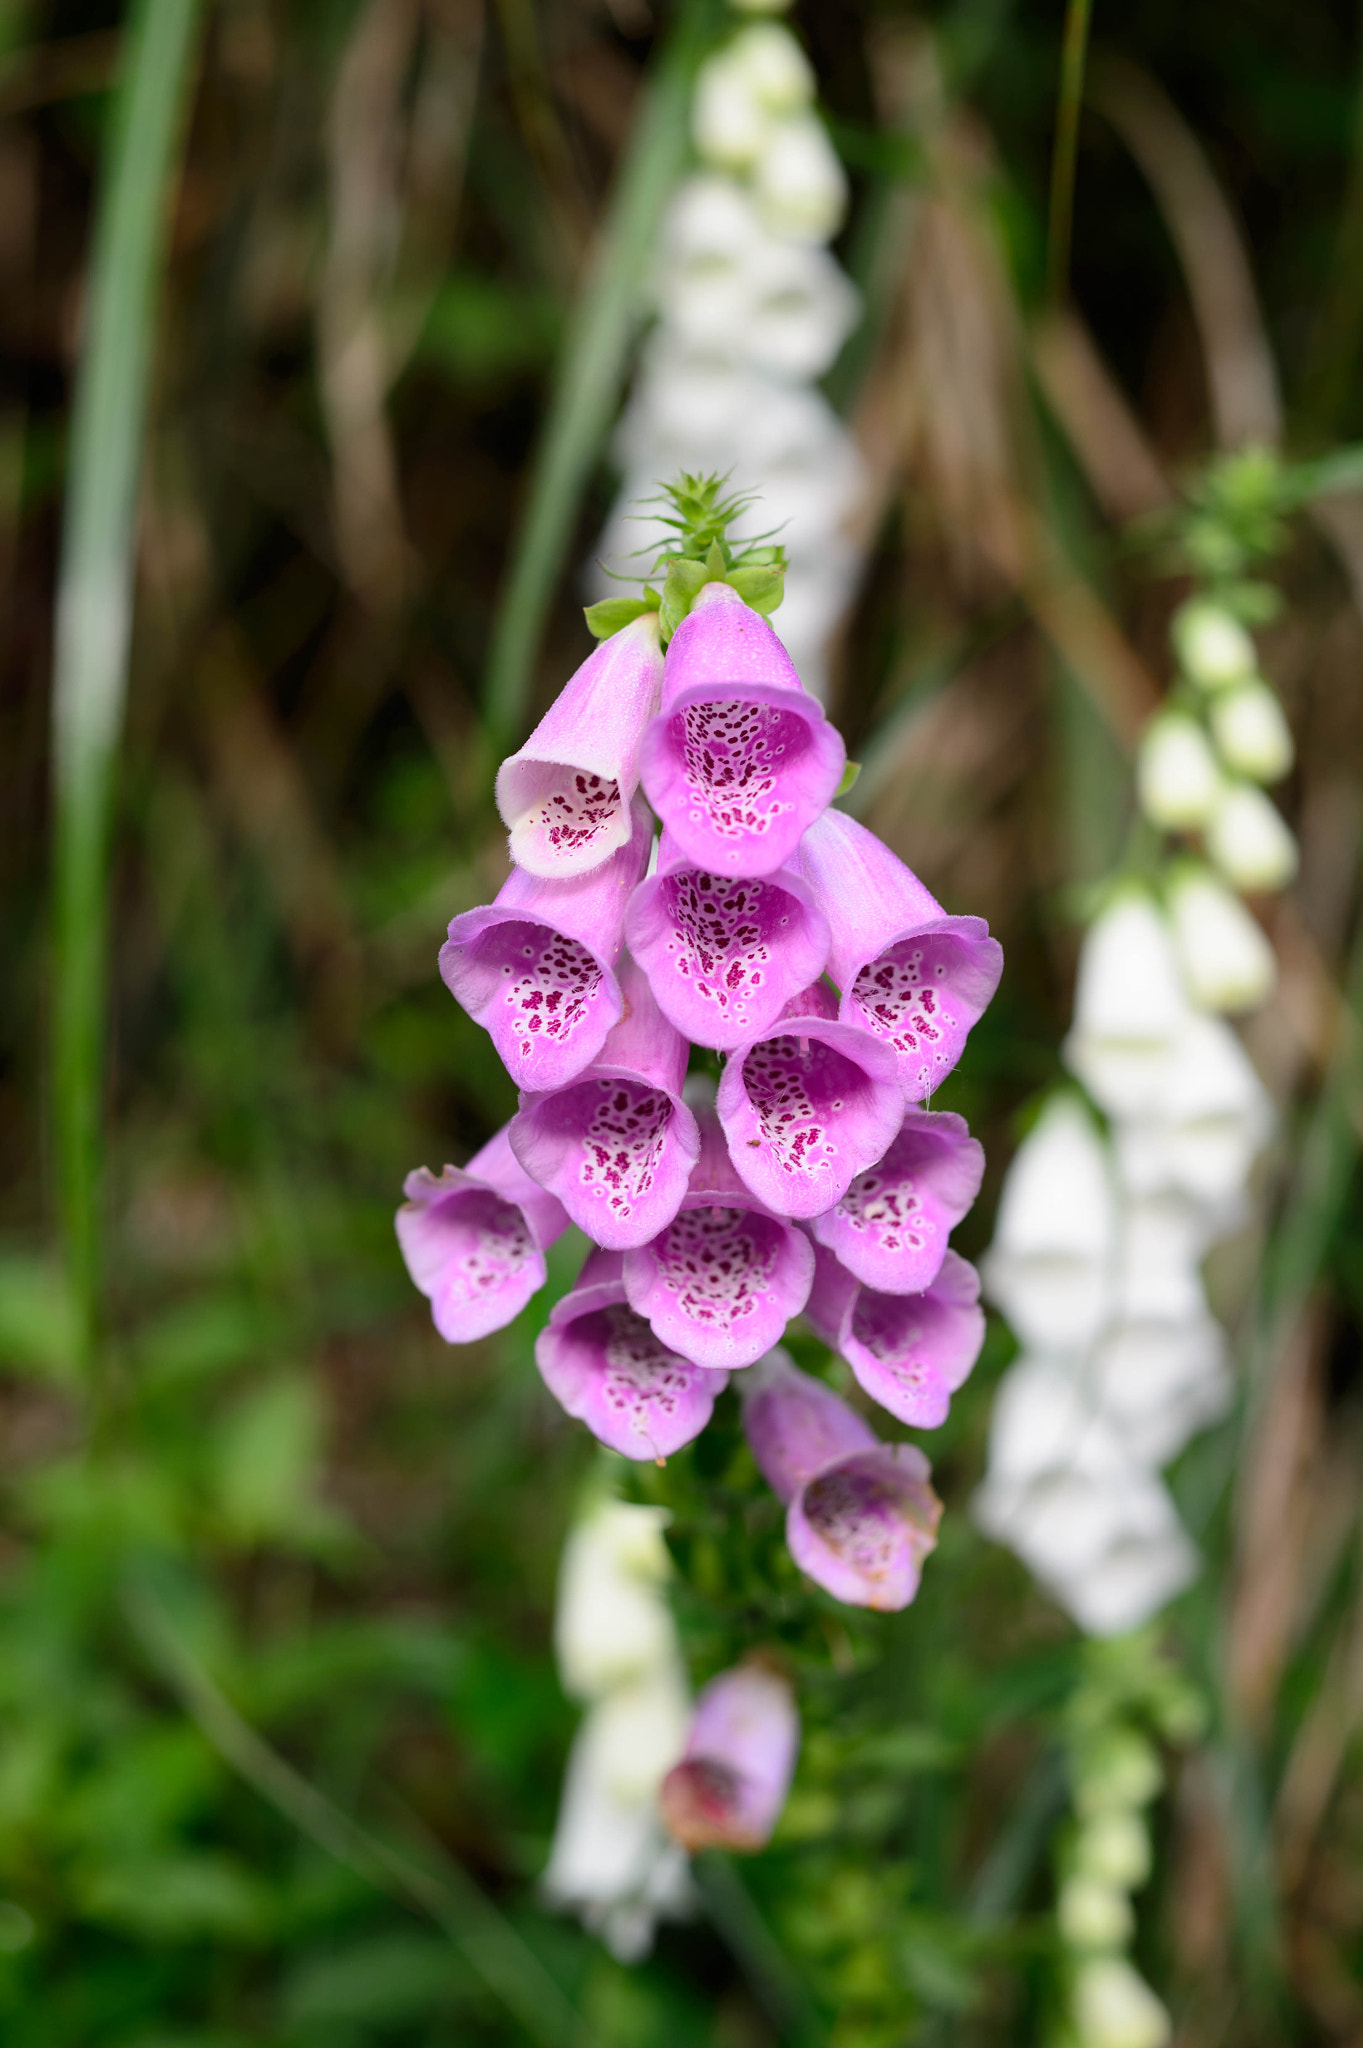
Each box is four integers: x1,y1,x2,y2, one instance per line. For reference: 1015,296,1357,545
659,556,712,642
582,594,656,640
726,563,785,615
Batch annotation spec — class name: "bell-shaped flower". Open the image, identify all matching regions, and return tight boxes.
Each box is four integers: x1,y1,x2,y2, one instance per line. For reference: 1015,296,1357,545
1115,1191,1212,1325
659,1658,799,1852
1135,710,1221,830
1167,864,1276,1012
1209,678,1294,782
755,112,848,242
396,1127,568,1344
973,1358,1197,1636
1062,892,1191,1119
623,1106,814,1370
1111,1011,1273,1212
495,616,664,879
625,830,830,1051
795,809,1003,1102
536,1248,728,1461
554,1499,678,1700
809,1106,984,1293
742,1350,942,1609
806,1244,985,1429
543,1663,693,1962
1206,780,1298,892
440,799,651,1091
509,956,701,1250
1172,598,1255,690
716,981,903,1218
638,583,845,878
1089,1315,1231,1468
1072,1957,1172,2048
980,1096,1117,1354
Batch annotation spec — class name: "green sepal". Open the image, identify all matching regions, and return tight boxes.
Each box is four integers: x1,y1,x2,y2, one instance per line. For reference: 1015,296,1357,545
659,556,713,642
582,592,660,641
835,759,861,798
705,537,728,576
725,562,785,616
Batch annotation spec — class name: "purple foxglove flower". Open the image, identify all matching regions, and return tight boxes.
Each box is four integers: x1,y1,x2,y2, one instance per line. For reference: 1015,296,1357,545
440,799,651,1091
805,1244,985,1429
396,1126,568,1343
809,1108,984,1293
742,1352,942,1610
624,831,830,1051
496,614,664,879
796,808,1002,1101
659,1658,799,1852
536,1247,728,1460
622,1107,815,1370
716,981,904,1218
638,582,845,877
509,956,701,1249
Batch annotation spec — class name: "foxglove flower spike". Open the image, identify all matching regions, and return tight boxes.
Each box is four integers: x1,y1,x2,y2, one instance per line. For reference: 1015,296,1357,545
806,1244,985,1430
809,1107,984,1294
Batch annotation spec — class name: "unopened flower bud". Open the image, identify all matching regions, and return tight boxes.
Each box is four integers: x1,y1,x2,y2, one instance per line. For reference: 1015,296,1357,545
1058,1874,1134,1950
1135,711,1221,830
1206,783,1298,892
1209,679,1294,782
1074,1809,1151,1889
1167,865,1276,1013
754,114,847,242
1075,1731,1163,1816
1073,1957,1171,2048
1172,599,1255,691
693,51,769,170
730,22,813,111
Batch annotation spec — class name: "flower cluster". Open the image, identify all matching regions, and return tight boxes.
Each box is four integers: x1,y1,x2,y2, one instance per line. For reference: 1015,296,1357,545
399,523,1002,1610
542,1492,799,1955
592,4,862,700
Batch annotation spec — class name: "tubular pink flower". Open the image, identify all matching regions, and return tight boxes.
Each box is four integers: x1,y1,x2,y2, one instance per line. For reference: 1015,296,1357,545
638,582,845,877
716,981,904,1218
808,1108,984,1293
805,1245,985,1429
396,1126,568,1343
535,1247,727,1460
622,1106,815,1370
496,613,664,878
509,956,701,1250
440,799,651,1091
624,832,830,1051
796,809,1003,1101
659,1659,799,1853
742,1351,942,1610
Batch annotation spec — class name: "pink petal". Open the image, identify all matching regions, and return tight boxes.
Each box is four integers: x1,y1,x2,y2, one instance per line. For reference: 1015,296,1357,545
624,833,830,1051
660,1660,799,1852
809,1109,984,1292
440,798,651,1090
787,1444,942,1610
536,1247,726,1459
640,584,844,877
740,1349,877,1503
807,1246,985,1429
396,1127,568,1344
496,614,664,878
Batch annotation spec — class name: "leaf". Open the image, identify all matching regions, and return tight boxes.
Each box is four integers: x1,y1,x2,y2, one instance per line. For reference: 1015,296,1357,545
0,1255,81,1382
583,593,657,640
284,1933,472,2027
211,1375,349,1552
725,563,784,615
659,555,713,642
836,759,862,798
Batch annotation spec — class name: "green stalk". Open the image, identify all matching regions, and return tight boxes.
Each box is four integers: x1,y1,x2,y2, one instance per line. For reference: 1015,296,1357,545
50,0,202,1372
1046,0,1095,304
480,0,717,761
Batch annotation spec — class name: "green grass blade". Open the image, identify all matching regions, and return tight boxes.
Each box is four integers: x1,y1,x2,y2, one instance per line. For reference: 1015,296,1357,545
50,0,202,1370
480,0,718,760
1047,0,1095,303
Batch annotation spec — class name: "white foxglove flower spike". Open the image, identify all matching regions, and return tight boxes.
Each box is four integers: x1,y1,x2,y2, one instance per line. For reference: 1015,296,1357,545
1209,678,1294,782
1172,598,1256,690
1135,710,1221,830
1206,781,1298,891
1167,863,1276,1012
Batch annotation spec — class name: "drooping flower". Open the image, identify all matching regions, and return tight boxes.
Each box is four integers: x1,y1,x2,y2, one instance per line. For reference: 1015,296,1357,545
536,1247,728,1460
1205,779,1298,891
509,954,701,1250
1061,892,1190,1119
805,1244,985,1430
1166,865,1276,1012
555,1500,679,1699
396,1127,568,1343
980,1096,1116,1355
808,1106,984,1294
638,583,846,877
742,1349,943,1609
795,807,1003,1102
1135,711,1221,830
1088,1315,1231,1469
1208,677,1293,782
1115,1191,1213,1326
691,22,815,175
495,614,664,879
1110,1011,1273,1212
1072,1956,1172,2048
659,1658,799,1852
753,110,848,242
440,798,651,1091
715,980,903,1217
623,1105,814,1370
625,831,830,1050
